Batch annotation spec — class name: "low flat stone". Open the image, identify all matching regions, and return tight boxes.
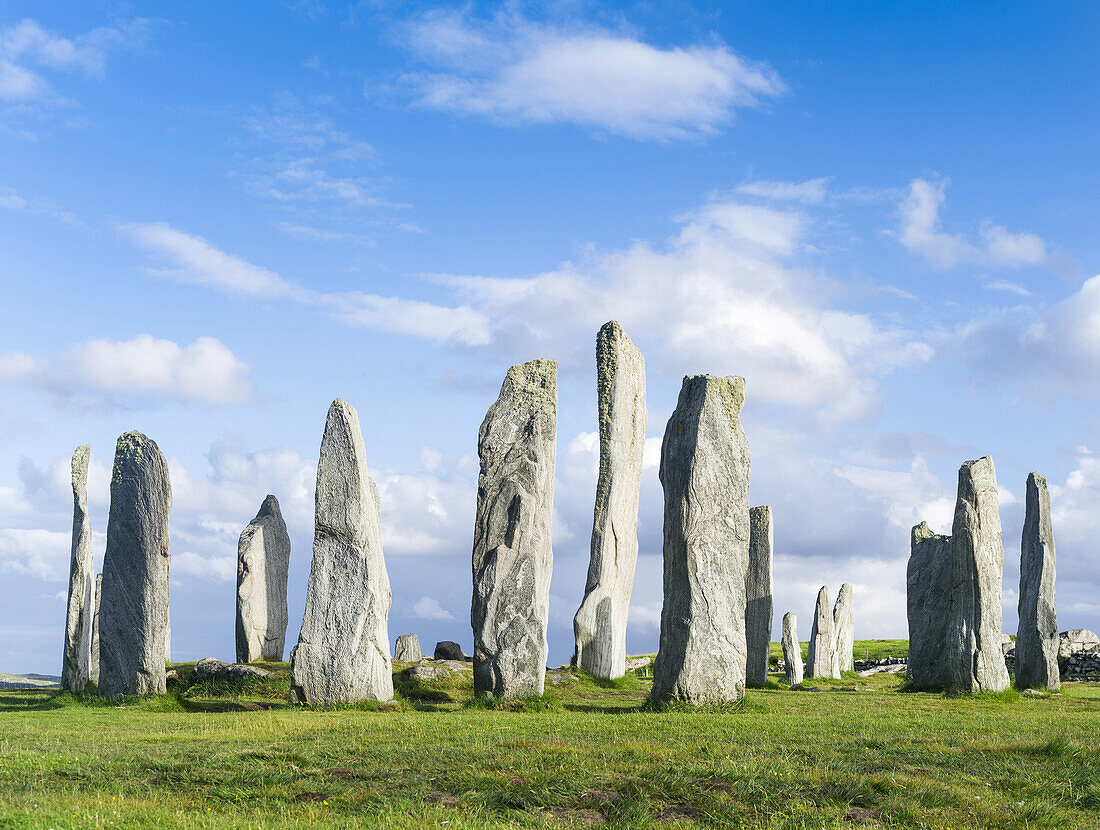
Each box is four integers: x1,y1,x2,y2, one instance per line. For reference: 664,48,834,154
402,664,450,682
189,658,277,684
789,684,821,692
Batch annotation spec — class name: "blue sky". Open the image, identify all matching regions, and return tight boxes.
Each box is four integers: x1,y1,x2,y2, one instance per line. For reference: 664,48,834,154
1,1,1098,673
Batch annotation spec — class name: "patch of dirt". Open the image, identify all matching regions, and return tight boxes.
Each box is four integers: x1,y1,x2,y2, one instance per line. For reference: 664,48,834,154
697,777,733,794
428,794,461,807
843,807,879,824
326,767,356,778
506,775,530,785
293,792,329,803
658,803,701,820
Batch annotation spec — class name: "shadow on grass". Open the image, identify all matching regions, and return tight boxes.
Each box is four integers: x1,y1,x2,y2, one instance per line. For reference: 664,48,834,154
0,690,66,711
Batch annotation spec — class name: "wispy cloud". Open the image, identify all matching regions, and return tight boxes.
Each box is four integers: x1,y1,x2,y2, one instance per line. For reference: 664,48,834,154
983,279,1033,297
0,334,252,406
0,18,150,133
398,9,786,141
735,177,831,205
121,222,491,345
896,176,1049,270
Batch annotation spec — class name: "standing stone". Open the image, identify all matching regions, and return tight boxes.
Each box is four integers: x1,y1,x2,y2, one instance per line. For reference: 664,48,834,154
806,586,836,679
89,573,102,686
781,612,803,685
573,322,647,680
435,641,465,661
1015,472,1059,690
290,400,393,704
394,634,421,662
650,375,751,705
98,432,172,698
946,457,1010,692
235,495,292,663
906,522,951,688
164,608,171,664
471,360,557,698
62,445,94,693
745,505,773,688
832,583,854,675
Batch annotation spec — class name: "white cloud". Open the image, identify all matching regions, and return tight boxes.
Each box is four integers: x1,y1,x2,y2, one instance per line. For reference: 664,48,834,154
440,195,930,419
0,528,70,580
172,551,236,582
122,222,492,346
896,177,1048,269
0,335,252,406
400,9,786,141
735,177,831,205
984,279,1033,297
412,595,457,621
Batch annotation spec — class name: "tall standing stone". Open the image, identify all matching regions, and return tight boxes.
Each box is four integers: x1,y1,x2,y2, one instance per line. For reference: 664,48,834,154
806,586,836,679
745,505,773,688
1016,472,1059,690
62,445,94,693
945,457,1010,692
649,375,751,706
781,612,803,685
236,495,291,663
471,360,557,698
98,432,172,698
290,400,393,704
832,583,854,675
573,322,647,680
89,573,102,686
906,522,951,688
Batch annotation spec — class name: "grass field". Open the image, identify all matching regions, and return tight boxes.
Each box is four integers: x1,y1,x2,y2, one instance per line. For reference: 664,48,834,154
1,641,1097,829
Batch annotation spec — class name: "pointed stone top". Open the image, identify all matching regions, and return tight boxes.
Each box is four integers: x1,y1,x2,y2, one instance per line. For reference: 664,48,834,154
679,374,746,418
257,494,282,518
960,456,996,476
71,445,90,487
111,431,163,485
597,320,638,350
1028,471,1047,489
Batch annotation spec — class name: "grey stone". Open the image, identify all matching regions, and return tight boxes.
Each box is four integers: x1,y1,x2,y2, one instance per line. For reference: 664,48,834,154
62,445,94,694
1058,629,1100,664
906,521,951,688
402,663,450,682
649,375,751,706
394,634,421,662
745,506,773,689
806,586,837,679
98,432,172,698
788,684,821,692
235,495,292,663
573,321,647,681
625,656,653,672
189,657,277,684
781,612,803,686
946,457,1010,692
434,641,466,661
164,610,171,664
1016,473,1059,691
832,583,854,675
471,360,557,698
290,400,393,705
89,573,102,686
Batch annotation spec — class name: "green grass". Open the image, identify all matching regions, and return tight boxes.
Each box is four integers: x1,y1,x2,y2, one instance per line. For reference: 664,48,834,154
1,641,1097,828
768,638,909,665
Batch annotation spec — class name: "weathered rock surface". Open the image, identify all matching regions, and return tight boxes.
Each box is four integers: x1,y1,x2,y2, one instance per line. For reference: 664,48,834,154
471,360,557,698
1016,473,1059,690
189,657,277,684
89,573,102,686
62,445,94,693
745,505,773,688
573,322,646,681
235,495,291,663
649,375,751,705
946,457,1010,692
906,521,951,688
832,583,854,675
806,586,837,679
98,432,172,698
290,400,393,705
394,634,421,662
781,612,803,685
434,641,466,661
1059,629,1100,665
